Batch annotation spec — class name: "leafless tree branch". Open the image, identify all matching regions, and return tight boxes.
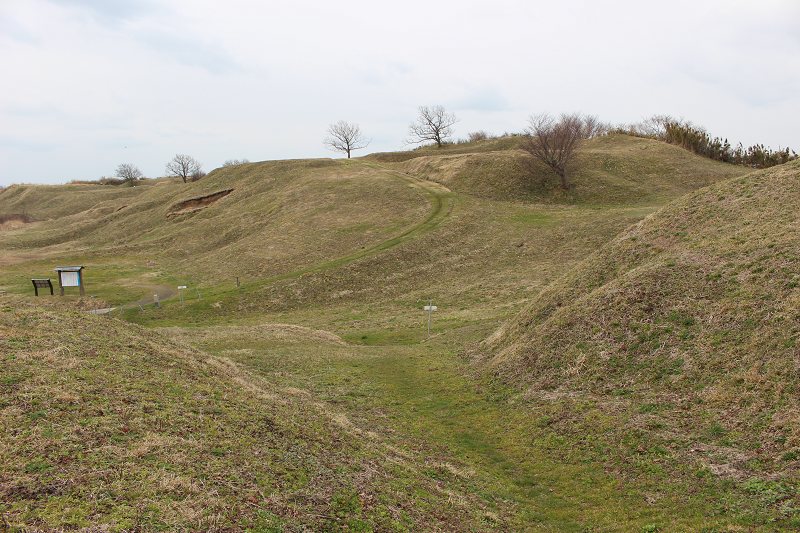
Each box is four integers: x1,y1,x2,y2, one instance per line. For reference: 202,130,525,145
323,121,370,158
519,113,590,190
405,105,459,148
114,163,143,185
165,154,202,183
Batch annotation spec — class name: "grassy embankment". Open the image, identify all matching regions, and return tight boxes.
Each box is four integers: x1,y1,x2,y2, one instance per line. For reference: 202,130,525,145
481,159,800,529
1,299,510,531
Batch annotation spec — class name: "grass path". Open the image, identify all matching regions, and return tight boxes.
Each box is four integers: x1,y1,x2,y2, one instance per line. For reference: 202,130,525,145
187,328,688,532
252,161,458,284
331,347,668,532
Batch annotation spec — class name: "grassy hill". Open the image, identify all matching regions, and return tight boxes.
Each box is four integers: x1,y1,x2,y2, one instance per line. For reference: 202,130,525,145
0,160,431,277
0,297,511,531
17,136,741,327
481,160,800,527
3,134,788,531
368,134,746,205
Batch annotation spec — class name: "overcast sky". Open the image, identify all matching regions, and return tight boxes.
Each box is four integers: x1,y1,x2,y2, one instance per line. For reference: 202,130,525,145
1,0,799,186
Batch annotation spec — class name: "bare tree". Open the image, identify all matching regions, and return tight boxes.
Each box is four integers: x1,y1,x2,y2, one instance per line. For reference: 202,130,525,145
166,154,202,183
519,113,592,190
467,130,492,142
115,163,143,185
222,158,250,167
323,121,370,158
619,114,677,140
406,105,459,148
579,115,610,139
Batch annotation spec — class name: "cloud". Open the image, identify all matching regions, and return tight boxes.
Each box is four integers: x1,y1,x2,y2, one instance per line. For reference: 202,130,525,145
2,1,799,186
37,0,241,75
1,18,41,45
43,0,157,24
453,87,512,113
136,30,243,75
0,136,61,152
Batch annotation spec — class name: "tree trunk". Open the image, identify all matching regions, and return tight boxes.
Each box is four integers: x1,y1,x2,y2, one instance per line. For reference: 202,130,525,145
556,168,569,189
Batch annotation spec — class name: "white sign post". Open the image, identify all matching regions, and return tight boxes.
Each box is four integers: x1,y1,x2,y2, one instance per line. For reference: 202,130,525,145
178,286,187,307
424,300,437,338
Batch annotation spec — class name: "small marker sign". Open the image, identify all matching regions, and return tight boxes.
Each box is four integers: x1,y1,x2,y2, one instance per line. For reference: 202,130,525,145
178,286,187,307
424,300,437,338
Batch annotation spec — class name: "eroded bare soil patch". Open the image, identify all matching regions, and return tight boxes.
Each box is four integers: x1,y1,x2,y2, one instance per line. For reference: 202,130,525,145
166,189,234,218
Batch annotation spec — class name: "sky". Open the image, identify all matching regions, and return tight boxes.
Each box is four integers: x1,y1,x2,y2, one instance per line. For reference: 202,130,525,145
1,0,799,186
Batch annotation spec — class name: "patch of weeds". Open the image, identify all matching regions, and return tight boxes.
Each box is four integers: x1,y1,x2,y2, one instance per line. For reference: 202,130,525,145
707,422,726,440
422,466,448,481
331,490,362,520
649,445,668,457
1,374,27,386
24,460,51,473
247,509,285,533
637,402,667,414
742,477,798,507
781,449,800,462
694,467,711,479
25,410,47,420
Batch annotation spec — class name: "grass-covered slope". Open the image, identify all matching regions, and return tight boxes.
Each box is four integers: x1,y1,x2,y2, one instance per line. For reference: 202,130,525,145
1,136,753,335
0,160,431,280
0,298,509,531
480,161,800,525
383,134,750,204
485,159,800,406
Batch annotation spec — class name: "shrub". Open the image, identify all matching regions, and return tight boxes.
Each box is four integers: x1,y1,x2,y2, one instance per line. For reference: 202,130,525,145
222,159,250,167
468,130,492,142
611,115,797,169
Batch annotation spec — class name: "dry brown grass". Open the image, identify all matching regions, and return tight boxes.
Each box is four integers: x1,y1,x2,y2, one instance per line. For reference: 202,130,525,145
385,134,749,204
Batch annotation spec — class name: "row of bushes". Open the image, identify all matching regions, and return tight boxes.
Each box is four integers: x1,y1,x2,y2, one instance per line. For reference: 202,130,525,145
435,115,795,172
69,172,209,187
610,115,797,169
70,176,138,186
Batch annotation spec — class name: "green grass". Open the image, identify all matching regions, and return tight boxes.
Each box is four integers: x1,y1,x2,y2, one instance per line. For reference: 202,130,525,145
165,318,798,531
0,300,511,531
